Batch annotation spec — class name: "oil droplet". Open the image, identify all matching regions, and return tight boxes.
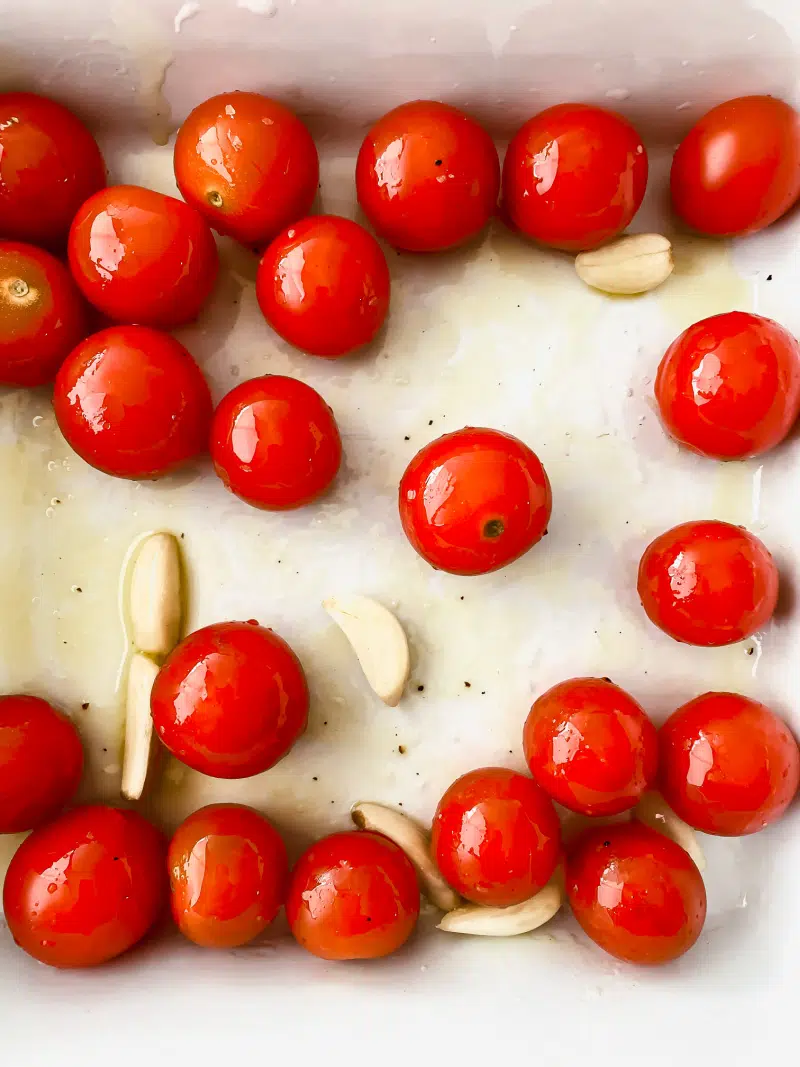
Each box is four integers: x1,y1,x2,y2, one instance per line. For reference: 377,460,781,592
45,507,55,518
47,460,58,472
32,415,43,428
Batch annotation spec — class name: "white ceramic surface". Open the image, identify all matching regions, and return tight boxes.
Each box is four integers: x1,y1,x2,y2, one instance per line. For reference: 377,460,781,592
2,2,800,1064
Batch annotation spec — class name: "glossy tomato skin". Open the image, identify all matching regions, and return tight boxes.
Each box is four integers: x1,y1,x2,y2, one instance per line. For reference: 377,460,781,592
151,620,309,779
655,311,800,460
671,96,800,237
503,103,648,251
356,100,500,252
68,185,218,329
0,241,87,387
638,520,779,647
524,677,658,817
286,831,420,960
659,692,800,836
0,695,84,834
399,427,551,575
211,375,341,509
168,803,288,948
3,805,167,968
431,767,561,906
256,215,390,357
0,92,106,248
174,91,319,247
566,822,706,965
52,325,212,480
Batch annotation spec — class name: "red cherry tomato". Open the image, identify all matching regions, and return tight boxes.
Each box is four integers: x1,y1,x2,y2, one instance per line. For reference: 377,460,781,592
0,695,83,834
566,822,706,965
256,215,390,357
638,520,779,647
523,677,658,817
431,767,561,906
655,311,800,460
68,185,218,329
399,427,551,575
3,805,166,968
356,100,500,252
0,241,87,387
52,325,212,480
659,691,800,836
168,803,288,948
286,830,420,960
502,103,648,251
0,92,105,249
151,620,309,779
671,96,800,237
174,91,319,247
211,375,341,509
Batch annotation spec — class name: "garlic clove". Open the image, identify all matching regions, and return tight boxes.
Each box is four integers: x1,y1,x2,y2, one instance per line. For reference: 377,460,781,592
121,652,160,801
128,532,182,658
351,800,460,911
575,233,674,295
634,790,706,871
437,875,564,936
324,595,410,706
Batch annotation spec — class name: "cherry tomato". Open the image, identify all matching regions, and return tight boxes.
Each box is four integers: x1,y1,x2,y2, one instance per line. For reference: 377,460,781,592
399,427,551,575
3,805,166,968
431,767,560,906
211,375,341,509
638,520,779,646
52,325,212,480
286,830,419,960
671,95,800,237
356,100,500,252
0,92,105,249
151,620,308,779
0,695,83,834
256,215,390,357
68,185,218,329
168,803,288,948
174,91,319,247
0,241,87,387
659,691,800,836
523,677,658,817
502,103,647,251
566,822,706,965
655,311,800,460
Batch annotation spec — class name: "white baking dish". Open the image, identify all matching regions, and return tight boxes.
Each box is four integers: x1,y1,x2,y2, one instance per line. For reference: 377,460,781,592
2,0,800,1063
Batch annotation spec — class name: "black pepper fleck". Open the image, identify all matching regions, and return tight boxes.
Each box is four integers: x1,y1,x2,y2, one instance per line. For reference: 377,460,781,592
747,647,755,656
81,702,89,710
417,684,425,692
399,745,407,754
404,435,410,441
428,419,433,425
464,681,471,688
603,841,611,848
767,274,773,281
312,776,318,781
434,159,442,166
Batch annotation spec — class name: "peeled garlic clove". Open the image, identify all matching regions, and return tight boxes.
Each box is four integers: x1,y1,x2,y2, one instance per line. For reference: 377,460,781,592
575,233,673,295
121,652,160,801
324,595,410,706
351,801,460,911
437,876,564,936
128,532,182,658
634,790,706,872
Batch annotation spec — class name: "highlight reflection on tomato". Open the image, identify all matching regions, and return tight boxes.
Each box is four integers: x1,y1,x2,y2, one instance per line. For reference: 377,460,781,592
0,241,88,387
286,830,420,960
524,677,658,816
211,375,341,509
150,620,309,779
356,100,500,252
3,805,167,968
256,215,389,357
52,325,212,480
174,91,319,247
566,822,707,965
502,103,648,251
671,95,800,237
638,520,779,646
431,767,561,906
168,803,288,948
659,691,800,836
655,311,800,460
399,427,552,575
68,184,219,329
